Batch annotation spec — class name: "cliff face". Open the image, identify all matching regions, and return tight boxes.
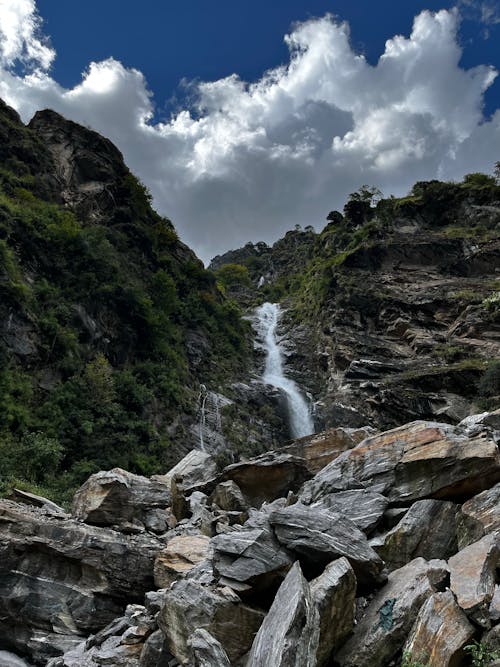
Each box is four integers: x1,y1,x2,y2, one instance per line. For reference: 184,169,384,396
211,178,500,432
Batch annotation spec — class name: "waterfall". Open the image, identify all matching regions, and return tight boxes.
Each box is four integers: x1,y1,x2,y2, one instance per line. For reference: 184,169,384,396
255,302,314,439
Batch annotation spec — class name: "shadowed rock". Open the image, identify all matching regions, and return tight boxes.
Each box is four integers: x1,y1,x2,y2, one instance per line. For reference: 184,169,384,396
457,482,500,548
154,535,211,588
314,489,388,534
188,629,231,667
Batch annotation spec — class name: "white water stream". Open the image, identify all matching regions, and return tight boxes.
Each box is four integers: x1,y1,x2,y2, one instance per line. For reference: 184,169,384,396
255,302,314,439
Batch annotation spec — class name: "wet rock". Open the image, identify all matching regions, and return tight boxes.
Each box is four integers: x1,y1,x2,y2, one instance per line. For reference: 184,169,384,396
71,468,171,532
335,558,449,667
154,535,211,588
269,504,386,585
449,532,500,627
221,452,310,507
310,557,357,666
159,578,264,664
457,482,500,548
187,629,231,667
211,519,293,594
0,499,164,663
314,489,388,534
300,420,500,505
0,651,33,667
375,499,458,571
404,591,475,667
246,562,319,667
210,480,248,512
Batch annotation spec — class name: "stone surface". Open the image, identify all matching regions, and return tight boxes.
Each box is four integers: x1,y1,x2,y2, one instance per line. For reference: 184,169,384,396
246,562,319,667
300,420,500,505
159,578,265,664
210,480,248,512
457,482,500,548
404,591,475,667
269,504,386,585
221,452,311,507
0,652,33,667
374,499,458,571
449,532,500,627
187,629,231,667
0,499,164,664
155,450,218,490
154,535,211,588
211,519,293,594
310,557,357,666
71,468,171,532
335,558,449,667
314,489,388,534
11,488,66,515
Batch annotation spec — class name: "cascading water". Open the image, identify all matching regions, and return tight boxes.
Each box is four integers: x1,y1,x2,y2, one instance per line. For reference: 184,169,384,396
255,302,314,439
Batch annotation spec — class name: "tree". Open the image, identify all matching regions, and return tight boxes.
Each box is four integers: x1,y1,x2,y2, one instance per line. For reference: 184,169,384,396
326,210,343,224
343,185,382,225
494,161,500,185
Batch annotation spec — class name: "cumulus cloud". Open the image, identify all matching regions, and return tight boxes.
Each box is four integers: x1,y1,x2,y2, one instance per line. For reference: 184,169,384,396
0,1,498,262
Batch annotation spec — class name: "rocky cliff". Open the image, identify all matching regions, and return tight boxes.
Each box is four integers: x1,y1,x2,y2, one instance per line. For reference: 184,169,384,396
1,410,499,666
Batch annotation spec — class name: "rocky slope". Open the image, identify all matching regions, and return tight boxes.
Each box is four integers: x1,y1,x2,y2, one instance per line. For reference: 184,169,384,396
211,178,500,432
0,410,499,666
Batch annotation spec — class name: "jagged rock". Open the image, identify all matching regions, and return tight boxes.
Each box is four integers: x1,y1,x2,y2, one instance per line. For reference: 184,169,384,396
282,426,372,474
457,482,500,548
139,630,175,667
0,652,33,667
404,591,475,667
246,562,319,667
11,488,66,515
210,480,248,512
374,499,458,571
211,519,293,594
220,452,310,507
187,629,231,667
458,409,500,437
154,535,211,588
449,532,500,627
71,468,171,532
300,420,500,505
335,558,449,667
314,489,388,534
490,586,500,623
167,451,219,520
0,499,164,664
159,578,265,664
310,557,357,666
269,504,386,585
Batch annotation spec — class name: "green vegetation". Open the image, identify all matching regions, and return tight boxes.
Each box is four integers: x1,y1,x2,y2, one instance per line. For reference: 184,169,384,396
464,640,500,667
401,651,429,667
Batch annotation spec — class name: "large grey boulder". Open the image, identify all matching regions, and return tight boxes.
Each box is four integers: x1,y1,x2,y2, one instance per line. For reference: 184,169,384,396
0,500,164,664
71,468,171,532
374,499,458,571
404,591,474,667
269,504,386,585
188,629,231,667
335,558,449,667
313,489,388,534
159,578,265,664
457,482,500,548
167,451,219,520
0,652,33,667
449,532,500,627
300,420,500,505
154,534,211,588
246,562,319,667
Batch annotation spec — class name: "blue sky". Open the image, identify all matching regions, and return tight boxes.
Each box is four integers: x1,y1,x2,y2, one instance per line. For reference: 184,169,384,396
1,1,499,261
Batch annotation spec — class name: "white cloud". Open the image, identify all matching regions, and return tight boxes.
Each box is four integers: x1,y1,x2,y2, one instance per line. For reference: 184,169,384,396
0,2,498,262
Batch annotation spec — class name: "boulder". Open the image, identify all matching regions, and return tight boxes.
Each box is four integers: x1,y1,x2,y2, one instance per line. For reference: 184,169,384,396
168,451,219,520
314,489,388,534
139,630,174,667
300,420,500,505
449,532,500,627
374,499,458,571
269,504,386,585
310,558,357,666
404,591,475,667
221,452,310,507
210,480,248,512
187,629,231,667
159,578,265,664
154,535,211,588
335,558,449,667
246,562,319,667
0,652,33,667
0,499,164,664
211,519,293,594
71,468,171,532
457,482,500,548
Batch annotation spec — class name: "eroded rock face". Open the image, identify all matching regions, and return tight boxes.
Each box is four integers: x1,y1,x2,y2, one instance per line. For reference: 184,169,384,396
404,591,474,667
374,499,458,571
71,468,171,533
314,489,388,534
335,558,449,667
0,500,164,664
449,532,500,627
457,482,500,548
154,535,211,588
300,420,500,505
187,629,231,667
159,578,265,664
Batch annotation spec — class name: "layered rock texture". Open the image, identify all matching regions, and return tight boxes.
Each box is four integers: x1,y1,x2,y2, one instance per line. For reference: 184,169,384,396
0,409,499,666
